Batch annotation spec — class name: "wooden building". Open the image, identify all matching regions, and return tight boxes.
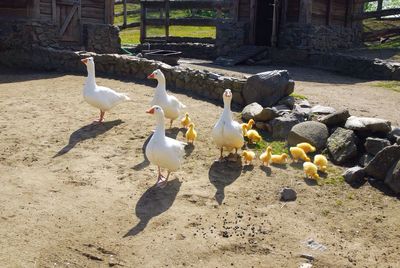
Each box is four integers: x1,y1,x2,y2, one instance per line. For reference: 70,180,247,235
0,0,118,52
229,0,362,50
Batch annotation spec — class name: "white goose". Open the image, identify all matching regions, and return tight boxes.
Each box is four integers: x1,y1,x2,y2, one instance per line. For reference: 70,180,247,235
212,89,244,160
145,105,186,188
81,57,131,123
148,69,186,128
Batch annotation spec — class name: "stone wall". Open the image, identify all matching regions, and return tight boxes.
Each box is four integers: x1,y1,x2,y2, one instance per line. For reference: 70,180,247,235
278,23,362,52
83,24,121,54
0,46,246,106
216,20,248,56
0,20,121,54
270,48,400,81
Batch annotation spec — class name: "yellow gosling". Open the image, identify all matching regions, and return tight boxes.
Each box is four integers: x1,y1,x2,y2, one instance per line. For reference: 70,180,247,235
270,153,289,165
296,142,316,153
290,147,311,162
259,146,272,166
242,150,256,165
181,113,191,129
314,154,328,172
185,123,197,144
303,162,320,180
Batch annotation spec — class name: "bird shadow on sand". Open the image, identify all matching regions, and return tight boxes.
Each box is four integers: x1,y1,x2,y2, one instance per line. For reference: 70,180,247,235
289,162,303,170
123,179,182,237
132,134,152,171
53,120,123,158
165,127,183,139
184,143,195,157
242,165,254,173
209,159,242,205
260,165,272,176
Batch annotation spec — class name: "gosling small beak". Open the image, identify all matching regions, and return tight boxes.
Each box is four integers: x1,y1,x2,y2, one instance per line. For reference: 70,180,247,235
146,107,155,114
147,73,155,79
81,58,88,65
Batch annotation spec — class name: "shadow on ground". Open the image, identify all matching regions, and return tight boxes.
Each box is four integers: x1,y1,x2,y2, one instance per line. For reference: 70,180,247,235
209,159,242,205
53,120,123,157
123,179,182,237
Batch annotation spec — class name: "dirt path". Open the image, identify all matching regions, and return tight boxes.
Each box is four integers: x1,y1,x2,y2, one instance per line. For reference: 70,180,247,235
0,68,399,267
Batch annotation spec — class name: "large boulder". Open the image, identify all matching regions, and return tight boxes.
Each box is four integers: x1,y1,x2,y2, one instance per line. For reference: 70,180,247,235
241,102,263,121
358,154,374,167
243,70,295,107
385,160,400,193
277,96,295,109
364,145,400,180
364,137,391,156
327,127,359,165
293,104,312,120
287,121,329,150
319,109,350,128
255,107,280,122
345,116,391,134
271,114,302,140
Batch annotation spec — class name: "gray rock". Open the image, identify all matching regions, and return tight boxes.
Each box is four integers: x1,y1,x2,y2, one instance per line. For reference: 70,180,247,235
292,104,312,119
242,102,263,121
319,109,350,127
254,107,279,122
277,96,295,109
345,116,391,134
359,154,374,167
388,127,400,144
298,99,311,108
271,114,302,139
390,127,400,137
327,127,359,164
311,105,336,115
364,145,400,180
385,160,400,193
243,70,295,107
364,137,391,156
255,121,268,130
343,166,365,184
280,187,297,201
287,121,329,150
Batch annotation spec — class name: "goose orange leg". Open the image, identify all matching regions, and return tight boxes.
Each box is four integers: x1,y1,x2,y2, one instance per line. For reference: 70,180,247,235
94,110,105,123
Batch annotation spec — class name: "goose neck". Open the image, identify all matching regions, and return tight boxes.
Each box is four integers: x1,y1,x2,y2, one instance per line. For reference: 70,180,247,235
154,116,166,138
85,65,96,86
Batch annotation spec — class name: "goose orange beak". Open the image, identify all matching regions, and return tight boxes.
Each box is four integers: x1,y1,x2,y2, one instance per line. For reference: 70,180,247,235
147,73,155,79
81,58,88,65
146,107,155,114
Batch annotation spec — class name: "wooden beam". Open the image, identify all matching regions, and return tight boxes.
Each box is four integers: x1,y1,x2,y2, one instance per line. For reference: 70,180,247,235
326,0,332,25
52,0,57,24
165,0,170,42
280,0,288,30
376,0,383,19
232,0,239,21
249,0,257,44
299,0,312,24
140,1,146,43
59,4,78,36
123,0,127,26
145,18,218,27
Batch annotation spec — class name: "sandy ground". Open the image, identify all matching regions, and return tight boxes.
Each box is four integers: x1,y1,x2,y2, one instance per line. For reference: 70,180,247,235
0,66,400,268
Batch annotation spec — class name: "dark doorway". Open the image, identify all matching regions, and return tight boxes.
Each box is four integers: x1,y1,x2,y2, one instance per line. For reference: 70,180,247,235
255,0,275,46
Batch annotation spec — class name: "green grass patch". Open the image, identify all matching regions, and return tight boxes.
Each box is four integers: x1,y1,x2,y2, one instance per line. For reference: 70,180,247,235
119,25,216,45
253,137,288,155
373,81,400,93
366,36,400,50
290,93,308,100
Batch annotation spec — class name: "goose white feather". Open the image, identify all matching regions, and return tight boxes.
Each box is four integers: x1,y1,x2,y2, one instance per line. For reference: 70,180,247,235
212,89,244,156
148,69,186,125
145,105,186,178
82,57,130,121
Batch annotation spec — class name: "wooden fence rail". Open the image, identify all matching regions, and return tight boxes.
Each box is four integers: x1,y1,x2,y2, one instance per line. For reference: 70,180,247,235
140,0,231,44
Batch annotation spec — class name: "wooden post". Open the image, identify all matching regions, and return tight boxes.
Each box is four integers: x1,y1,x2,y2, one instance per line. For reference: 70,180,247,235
299,0,312,24
376,0,383,20
271,0,278,47
165,0,170,42
344,0,350,27
123,0,127,27
326,0,332,25
280,0,288,30
52,0,57,24
140,1,146,43
249,0,257,44
232,0,239,22
105,0,113,24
